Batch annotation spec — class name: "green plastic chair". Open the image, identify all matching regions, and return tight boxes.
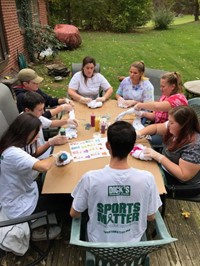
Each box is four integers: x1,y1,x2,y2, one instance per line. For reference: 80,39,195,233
70,211,177,266
188,97,200,121
71,63,100,76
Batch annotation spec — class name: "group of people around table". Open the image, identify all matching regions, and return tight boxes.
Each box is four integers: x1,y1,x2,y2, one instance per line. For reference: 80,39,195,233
0,55,199,244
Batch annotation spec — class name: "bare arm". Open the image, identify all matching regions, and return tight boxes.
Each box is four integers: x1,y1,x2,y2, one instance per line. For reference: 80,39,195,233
138,122,167,137
135,101,171,112
68,88,92,104
161,157,200,181
144,148,200,181
50,118,78,128
70,206,81,218
103,87,113,101
68,88,83,102
32,156,55,172
147,213,156,221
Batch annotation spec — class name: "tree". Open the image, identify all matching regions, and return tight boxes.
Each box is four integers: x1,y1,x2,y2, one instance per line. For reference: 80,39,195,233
194,0,199,21
49,0,152,32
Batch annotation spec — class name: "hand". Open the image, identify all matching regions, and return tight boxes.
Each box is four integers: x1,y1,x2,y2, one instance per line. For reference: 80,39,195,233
143,148,164,163
65,98,74,106
61,104,73,112
134,103,143,111
124,100,137,108
96,96,106,102
48,135,68,146
51,151,67,164
134,109,145,117
80,97,92,104
117,97,126,105
67,118,79,128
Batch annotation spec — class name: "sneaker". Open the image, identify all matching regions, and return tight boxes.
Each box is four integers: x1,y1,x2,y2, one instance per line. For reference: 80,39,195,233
31,225,61,241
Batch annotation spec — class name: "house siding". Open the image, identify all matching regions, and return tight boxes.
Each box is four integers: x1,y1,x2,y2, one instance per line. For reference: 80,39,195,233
0,0,48,77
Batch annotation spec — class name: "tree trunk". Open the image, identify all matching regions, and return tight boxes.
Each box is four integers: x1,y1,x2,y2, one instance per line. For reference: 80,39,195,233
194,0,199,21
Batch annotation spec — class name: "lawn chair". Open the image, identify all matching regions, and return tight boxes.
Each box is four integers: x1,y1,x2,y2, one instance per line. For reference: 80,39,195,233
71,63,100,76
0,211,53,266
145,68,168,101
188,97,200,121
70,211,177,266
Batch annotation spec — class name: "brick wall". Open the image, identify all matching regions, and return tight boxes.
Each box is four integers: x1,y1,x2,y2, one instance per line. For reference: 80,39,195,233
1,0,48,77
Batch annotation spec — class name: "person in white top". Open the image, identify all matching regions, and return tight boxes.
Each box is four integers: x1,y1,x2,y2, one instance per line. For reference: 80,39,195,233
70,121,162,243
68,56,113,104
23,91,78,159
116,61,154,108
0,113,65,219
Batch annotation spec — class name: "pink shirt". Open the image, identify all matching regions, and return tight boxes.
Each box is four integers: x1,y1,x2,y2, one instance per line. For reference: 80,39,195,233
155,93,188,123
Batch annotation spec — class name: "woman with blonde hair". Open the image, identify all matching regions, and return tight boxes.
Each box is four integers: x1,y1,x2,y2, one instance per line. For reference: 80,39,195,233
116,61,154,108
134,71,188,123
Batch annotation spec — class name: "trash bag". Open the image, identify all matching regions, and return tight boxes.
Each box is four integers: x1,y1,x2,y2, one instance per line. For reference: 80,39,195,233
46,64,70,77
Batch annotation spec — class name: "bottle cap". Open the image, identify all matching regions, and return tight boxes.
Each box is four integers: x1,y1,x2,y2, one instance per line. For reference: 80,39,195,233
59,153,68,162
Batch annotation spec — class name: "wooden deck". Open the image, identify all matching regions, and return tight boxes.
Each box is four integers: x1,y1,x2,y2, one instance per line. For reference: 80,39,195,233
1,199,200,266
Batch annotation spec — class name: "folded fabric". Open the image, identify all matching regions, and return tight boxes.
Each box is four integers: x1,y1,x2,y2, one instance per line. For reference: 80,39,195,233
132,117,144,131
56,151,73,166
115,108,143,121
65,127,78,139
87,100,103,109
130,144,152,161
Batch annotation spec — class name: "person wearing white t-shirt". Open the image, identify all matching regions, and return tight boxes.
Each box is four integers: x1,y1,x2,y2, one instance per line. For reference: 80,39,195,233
23,91,78,159
0,113,66,219
68,56,113,104
70,121,162,243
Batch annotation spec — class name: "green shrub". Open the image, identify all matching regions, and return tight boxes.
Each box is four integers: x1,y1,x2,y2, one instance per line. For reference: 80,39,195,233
24,24,64,62
152,6,174,30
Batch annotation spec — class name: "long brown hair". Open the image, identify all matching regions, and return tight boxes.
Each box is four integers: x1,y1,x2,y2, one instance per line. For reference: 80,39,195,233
82,56,96,83
161,71,183,94
163,106,200,151
0,113,41,156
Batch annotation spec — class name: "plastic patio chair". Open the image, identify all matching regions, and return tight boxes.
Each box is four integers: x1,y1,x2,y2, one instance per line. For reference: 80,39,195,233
188,97,200,121
71,63,100,76
70,211,177,266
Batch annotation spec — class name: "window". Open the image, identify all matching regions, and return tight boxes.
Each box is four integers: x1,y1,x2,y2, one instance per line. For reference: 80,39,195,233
30,0,39,24
16,0,39,28
0,15,8,68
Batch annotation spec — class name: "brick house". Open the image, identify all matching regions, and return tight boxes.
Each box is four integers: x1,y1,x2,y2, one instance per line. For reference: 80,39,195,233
0,0,49,77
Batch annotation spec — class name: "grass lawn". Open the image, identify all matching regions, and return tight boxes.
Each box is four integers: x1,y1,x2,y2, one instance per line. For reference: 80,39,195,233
33,16,200,99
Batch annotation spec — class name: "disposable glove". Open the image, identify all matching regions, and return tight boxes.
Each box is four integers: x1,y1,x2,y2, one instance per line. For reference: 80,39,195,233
65,98,74,106
96,96,106,102
143,147,164,163
67,118,79,128
80,97,92,104
61,103,73,112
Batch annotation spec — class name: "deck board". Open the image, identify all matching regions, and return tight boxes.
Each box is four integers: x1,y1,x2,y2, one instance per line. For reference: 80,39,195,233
1,199,200,266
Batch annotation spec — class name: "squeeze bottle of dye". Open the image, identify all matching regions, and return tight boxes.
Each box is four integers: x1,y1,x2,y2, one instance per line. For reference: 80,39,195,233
58,153,68,162
60,128,66,136
95,117,100,132
90,113,95,127
101,122,106,134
